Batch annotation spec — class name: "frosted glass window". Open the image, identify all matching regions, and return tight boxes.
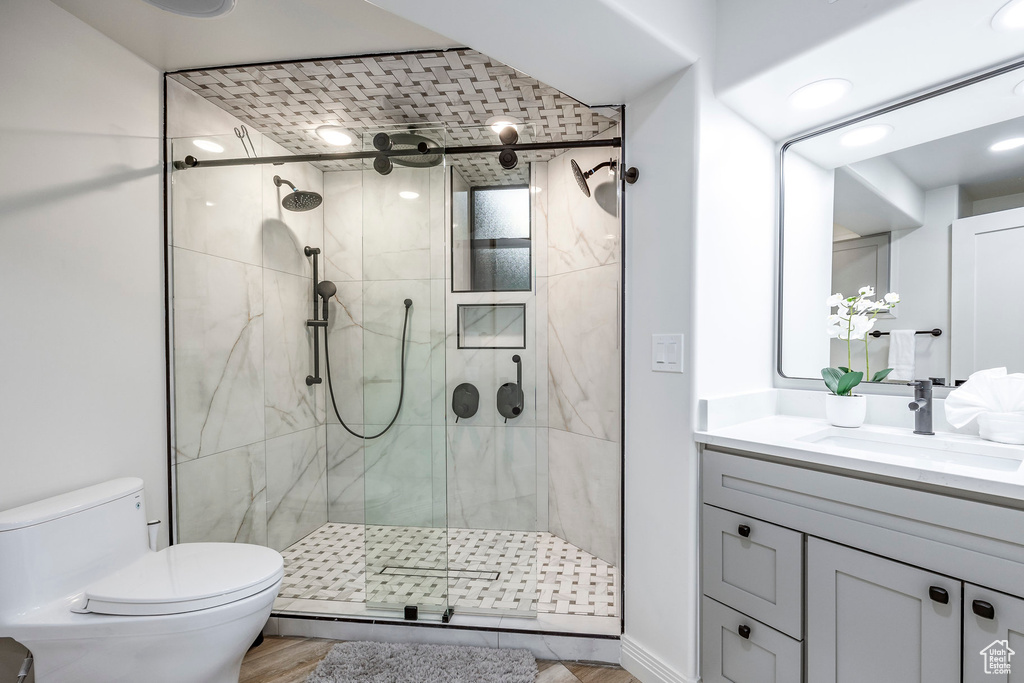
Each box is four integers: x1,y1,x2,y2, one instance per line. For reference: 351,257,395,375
452,183,532,292
472,187,530,239
472,247,530,291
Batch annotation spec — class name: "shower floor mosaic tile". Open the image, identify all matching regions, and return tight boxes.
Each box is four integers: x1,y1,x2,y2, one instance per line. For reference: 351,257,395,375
276,523,618,617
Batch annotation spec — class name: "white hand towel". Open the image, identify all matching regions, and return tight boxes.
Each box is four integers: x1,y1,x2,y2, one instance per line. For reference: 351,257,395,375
945,367,1024,428
887,330,916,381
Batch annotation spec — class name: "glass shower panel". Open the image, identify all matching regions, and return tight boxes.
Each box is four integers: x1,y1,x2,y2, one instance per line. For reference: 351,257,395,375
359,127,451,613
168,132,271,548
443,141,541,617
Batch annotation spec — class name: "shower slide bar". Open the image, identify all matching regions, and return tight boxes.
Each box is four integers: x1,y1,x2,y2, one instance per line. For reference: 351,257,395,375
173,137,622,170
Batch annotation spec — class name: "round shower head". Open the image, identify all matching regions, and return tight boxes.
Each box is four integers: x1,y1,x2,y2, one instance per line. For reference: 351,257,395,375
282,190,323,212
570,159,591,198
274,175,323,211
388,133,442,169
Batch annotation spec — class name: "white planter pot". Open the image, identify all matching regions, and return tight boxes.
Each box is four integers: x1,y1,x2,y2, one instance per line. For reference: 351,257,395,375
825,394,867,428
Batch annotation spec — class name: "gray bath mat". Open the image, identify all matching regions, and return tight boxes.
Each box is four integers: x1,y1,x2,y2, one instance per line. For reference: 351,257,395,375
305,641,537,683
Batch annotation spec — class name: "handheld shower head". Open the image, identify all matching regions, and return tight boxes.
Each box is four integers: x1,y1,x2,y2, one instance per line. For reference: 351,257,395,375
316,280,337,320
274,175,323,212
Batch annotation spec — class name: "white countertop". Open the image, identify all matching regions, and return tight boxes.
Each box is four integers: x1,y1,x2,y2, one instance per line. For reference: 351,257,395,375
695,414,1024,501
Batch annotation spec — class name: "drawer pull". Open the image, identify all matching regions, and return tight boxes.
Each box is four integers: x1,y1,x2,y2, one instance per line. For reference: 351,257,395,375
737,524,751,538
737,624,751,639
928,586,949,604
973,600,995,620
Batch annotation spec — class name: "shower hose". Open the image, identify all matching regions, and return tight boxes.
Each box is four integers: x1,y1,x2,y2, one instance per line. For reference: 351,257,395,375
322,299,411,440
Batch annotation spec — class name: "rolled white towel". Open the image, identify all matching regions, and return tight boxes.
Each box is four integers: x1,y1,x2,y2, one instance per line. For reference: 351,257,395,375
887,330,916,381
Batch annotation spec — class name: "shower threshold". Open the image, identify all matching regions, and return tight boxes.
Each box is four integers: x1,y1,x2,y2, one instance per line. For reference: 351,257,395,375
273,523,620,636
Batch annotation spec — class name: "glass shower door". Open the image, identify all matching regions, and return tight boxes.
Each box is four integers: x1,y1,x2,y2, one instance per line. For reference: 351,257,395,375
357,128,451,614
443,137,542,617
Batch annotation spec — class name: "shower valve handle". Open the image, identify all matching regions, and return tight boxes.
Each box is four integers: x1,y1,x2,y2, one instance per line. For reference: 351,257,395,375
497,354,525,421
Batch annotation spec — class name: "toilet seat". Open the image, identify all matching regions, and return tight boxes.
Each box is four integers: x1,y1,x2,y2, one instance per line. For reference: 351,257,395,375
77,542,283,616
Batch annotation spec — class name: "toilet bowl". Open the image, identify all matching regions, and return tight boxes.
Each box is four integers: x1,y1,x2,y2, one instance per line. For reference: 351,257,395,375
0,478,283,683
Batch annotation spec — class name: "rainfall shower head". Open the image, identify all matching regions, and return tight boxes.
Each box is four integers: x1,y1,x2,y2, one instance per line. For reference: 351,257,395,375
274,175,323,212
369,132,442,175
570,159,592,198
569,158,639,197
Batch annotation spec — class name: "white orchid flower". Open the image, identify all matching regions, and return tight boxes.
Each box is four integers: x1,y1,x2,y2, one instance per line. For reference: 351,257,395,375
869,300,889,312
884,292,900,304
826,322,842,338
848,315,876,340
858,286,875,297
855,298,873,312
826,293,845,307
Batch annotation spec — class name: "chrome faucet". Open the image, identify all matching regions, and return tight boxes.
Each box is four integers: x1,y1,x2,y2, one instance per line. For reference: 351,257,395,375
907,380,935,435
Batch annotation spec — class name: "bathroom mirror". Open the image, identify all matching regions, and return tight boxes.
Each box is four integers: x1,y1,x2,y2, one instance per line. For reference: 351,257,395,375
779,58,1024,386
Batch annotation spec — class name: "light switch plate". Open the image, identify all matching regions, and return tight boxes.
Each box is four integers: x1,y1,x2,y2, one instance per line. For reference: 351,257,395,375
652,334,684,373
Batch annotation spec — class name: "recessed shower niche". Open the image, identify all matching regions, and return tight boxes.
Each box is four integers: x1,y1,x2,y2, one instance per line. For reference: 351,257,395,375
166,49,626,634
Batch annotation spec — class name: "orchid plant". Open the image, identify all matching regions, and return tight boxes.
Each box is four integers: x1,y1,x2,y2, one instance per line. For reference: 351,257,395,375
821,286,900,396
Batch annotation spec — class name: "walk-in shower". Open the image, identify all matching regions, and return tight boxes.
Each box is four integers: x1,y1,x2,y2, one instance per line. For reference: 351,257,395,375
166,49,630,636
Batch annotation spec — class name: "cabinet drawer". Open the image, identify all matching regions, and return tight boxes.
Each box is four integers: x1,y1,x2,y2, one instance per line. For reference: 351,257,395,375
703,504,804,638
963,584,1024,683
701,596,802,683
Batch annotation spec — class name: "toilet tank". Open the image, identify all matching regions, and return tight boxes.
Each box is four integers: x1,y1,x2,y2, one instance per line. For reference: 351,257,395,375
0,478,149,625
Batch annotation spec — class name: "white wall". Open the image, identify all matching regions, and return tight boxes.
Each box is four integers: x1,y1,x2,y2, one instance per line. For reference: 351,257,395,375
694,93,777,399
0,0,164,677
779,152,835,379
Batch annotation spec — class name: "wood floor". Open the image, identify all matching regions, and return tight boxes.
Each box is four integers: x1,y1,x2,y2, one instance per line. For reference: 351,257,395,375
240,636,639,683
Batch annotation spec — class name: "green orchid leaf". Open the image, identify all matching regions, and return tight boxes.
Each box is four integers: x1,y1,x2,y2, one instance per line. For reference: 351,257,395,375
821,367,843,395
839,366,851,373
871,368,894,383
837,371,863,396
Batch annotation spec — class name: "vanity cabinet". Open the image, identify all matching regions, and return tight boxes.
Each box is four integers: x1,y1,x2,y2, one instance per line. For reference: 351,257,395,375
700,447,1024,683
806,537,960,683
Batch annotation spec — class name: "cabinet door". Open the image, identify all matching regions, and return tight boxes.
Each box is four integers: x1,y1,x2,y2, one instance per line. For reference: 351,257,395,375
964,584,1024,682
807,538,960,683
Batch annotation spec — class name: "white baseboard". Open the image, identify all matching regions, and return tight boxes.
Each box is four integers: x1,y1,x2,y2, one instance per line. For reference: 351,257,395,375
620,635,699,683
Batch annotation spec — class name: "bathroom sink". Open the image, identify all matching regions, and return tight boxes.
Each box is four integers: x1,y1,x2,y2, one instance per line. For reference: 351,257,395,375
797,428,1024,472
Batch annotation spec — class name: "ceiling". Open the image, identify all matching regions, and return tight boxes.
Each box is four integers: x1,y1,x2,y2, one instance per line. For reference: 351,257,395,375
169,49,619,185
717,0,1024,141
49,0,457,71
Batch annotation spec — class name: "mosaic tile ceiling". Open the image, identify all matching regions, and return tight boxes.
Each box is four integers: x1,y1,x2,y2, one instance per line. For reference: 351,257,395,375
170,49,619,186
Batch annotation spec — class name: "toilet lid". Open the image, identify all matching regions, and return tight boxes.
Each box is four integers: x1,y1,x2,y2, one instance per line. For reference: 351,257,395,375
80,543,283,616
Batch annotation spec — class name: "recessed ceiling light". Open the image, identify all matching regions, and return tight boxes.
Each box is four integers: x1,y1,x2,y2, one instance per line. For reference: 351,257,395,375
192,139,224,153
990,137,1024,152
789,79,852,110
315,125,353,146
399,191,420,200
992,0,1024,30
205,201,215,207
142,0,235,18
485,116,520,134
1015,79,1024,96
840,124,893,147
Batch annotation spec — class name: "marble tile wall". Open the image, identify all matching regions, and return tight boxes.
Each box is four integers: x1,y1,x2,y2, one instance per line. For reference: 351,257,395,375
544,142,622,565
170,82,327,549
321,163,447,531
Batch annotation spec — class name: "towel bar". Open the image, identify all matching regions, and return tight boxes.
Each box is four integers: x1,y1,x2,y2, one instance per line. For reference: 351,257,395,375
869,328,942,338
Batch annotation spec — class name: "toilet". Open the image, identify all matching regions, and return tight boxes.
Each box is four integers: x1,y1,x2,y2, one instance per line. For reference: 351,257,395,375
0,478,283,683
